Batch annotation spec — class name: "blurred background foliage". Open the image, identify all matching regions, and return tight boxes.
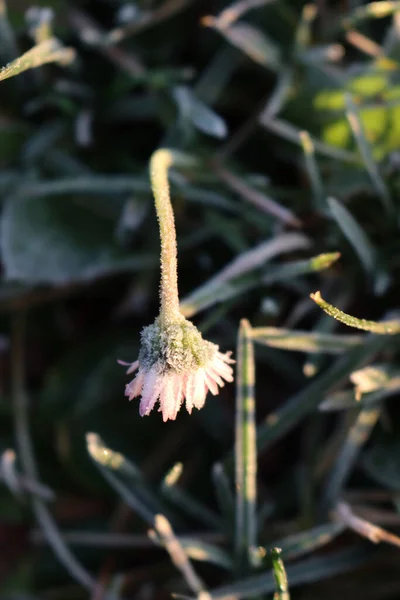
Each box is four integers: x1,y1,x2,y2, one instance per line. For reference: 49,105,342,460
2,0,400,598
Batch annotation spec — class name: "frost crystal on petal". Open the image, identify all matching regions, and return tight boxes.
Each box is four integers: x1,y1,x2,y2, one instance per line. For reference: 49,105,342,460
120,316,234,421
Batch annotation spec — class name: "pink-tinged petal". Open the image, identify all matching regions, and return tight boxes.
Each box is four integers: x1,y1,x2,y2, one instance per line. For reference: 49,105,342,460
173,373,185,415
126,360,139,375
191,369,208,410
185,372,196,414
118,359,139,375
139,368,163,417
159,376,176,422
205,365,225,387
213,357,234,382
205,372,220,396
126,369,145,400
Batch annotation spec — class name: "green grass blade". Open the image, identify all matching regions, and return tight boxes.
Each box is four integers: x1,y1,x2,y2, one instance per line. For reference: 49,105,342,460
320,407,381,514
269,522,345,561
259,117,358,163
0,37,75,81
299,130,325,212
162,463,223,530
271,548,290,600
212,462,235,535
262,252,341,285
150,514,210,597
251,327,364,353
180,232,310,317
342,1,400,29
328,197,376,275
205,546,375,599
86,433,163,526
345,94,392,213
310,291,400,333
255,333,392,454
235,319,257,573
12,314,95,591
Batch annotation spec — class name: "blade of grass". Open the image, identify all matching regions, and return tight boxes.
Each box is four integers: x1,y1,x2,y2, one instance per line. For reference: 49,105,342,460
310,291,400,333
320,408,381,514
255,333,393,455
161,463,223,530
299,131,325,213
212,462,235,536
263,252,341,285
259,117,359,163
213,164,301,227
320,374,400,410
345,94,392,213
342,1,400,29
150,514,211,597
271,548,290,600
327,197,376,275
152,532,233,570
204,546,375,599
235,319,257,573
86,433,167,526
0,37,75,81
251,327,364,353
334,501,400,547
269,522,345,561
12,314,96,591
180,232,310,318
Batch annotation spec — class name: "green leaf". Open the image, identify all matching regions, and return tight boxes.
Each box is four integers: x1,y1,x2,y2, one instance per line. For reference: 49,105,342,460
173,86,228,138
1,195,150,284
206,20,281,71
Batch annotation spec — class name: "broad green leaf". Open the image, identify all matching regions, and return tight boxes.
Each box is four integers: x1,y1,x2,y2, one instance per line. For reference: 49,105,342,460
1,195,150,284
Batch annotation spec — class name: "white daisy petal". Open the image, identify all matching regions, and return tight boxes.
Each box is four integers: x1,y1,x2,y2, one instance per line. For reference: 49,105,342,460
139,368,162,416
126,369,145,400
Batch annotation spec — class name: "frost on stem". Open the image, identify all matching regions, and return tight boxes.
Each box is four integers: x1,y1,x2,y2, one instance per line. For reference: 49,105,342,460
120,149,234,421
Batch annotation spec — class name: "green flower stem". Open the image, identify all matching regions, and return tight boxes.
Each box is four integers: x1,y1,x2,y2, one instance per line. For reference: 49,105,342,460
150,149,181,327
310,291,400,335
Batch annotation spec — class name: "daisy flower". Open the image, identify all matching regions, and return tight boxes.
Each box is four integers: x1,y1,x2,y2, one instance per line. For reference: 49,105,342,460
120,149,234,421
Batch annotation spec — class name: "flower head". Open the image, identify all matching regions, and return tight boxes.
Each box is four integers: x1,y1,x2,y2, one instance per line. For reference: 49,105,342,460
121,316,234,421
120,149,234,421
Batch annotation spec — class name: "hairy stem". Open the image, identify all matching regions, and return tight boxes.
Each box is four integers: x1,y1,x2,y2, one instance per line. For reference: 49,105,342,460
150,149,181,326
310,291,400,335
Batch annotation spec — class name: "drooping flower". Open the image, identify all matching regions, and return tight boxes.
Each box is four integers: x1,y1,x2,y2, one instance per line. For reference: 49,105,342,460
120,149,234,421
